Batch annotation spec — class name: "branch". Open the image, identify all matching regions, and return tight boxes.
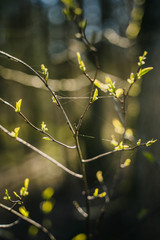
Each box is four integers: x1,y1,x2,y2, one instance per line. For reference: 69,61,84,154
82,144,146,163
0,50,75,136
0,203,56,240
0,124,82,179
0,219,20,228
0,97,76,149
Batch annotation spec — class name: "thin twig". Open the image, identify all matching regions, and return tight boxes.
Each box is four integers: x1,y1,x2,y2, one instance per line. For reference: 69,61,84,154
0,97,76,149
0,50,75,136
74,133,91,237
82,144,146,163
0,203,56,240
0,124,82,178
0,219,20,228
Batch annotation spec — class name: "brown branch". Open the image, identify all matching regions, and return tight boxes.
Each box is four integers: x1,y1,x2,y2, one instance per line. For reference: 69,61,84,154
82,144,146,163
0,50,75,136
0,124,82,178
0,203,56,240
0,97,76,149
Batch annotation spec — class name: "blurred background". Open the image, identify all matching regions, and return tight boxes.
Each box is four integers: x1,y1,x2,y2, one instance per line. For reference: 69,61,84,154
0,0,160,239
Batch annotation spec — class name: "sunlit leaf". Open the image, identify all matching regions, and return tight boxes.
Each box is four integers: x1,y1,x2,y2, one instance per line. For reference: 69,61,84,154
137,139,141,146
3,189,11,201
127,72,135,84
138,67,153,77
19,206,29,217
146,139,157,147
11,127,20,138
15,99,22,112
13,191,22,200
115,88,123,98
42,137,52,141
52,96,58,105
77,52,86,72
24,178,29,189
94,79,108,92
92,88,98,103
93,188,99,197
41,121,48,132
98,192,106,198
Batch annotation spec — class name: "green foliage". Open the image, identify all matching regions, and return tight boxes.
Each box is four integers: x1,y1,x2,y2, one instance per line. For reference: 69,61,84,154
138,51,148,67
92,88,98,103
15,99,22,112
41,64,49,83
77,52,86,72
0,5,157,240
19,206,29,217
3,189,11,201
11,127,20,138
146,139,157,147
138,67,153,77
41,121,48,132
52,96,58,105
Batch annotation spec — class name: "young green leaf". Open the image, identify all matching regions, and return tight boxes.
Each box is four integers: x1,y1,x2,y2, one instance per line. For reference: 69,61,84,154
77,52,86,72
15,99,22,112
52,96,58,105
11,127,20,138
24,178,29,189
20,186,29,197
41,121,48,132
92,88,98,103
3,189,11,201
93,188,99,197
13,191,22,200
42,137,52,141
137,139,141,146
146,139,157,147
138,51,148,66
41,64,49,83
19,206,29,217
98,192,106,198
106,76,116,96
127,73,135,84
138,67,153,77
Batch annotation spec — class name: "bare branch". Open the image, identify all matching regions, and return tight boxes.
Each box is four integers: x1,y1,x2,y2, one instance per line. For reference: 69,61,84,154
0,50,75,136
0,203,56,240
0,97,76,149
0,124,82,178
82,144,146,163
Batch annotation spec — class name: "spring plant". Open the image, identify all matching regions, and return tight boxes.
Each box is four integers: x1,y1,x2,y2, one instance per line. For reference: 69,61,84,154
0,1,157,240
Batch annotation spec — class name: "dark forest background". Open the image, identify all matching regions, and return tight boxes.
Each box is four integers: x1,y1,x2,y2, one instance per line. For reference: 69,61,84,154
1,0,160,239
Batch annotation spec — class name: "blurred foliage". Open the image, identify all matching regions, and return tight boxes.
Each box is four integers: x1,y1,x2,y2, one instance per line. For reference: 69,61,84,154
0,0,160,240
